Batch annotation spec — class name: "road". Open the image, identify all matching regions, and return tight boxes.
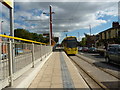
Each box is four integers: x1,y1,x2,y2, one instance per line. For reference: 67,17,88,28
78,51,120,70
78,52,120,79
78,52,105,62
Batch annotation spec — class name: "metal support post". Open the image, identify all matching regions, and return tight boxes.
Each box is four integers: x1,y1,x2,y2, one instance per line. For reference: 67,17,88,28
49,5,55,46
8,40,13,86
89,25,91,35
40,44,42,61
49,5,52,46
44,45,46,58
0,21,4,60
43,5,54,46
0,41,2,60
32,43,35,68
10,8,15,73
46,46,48,57
46,47,47,56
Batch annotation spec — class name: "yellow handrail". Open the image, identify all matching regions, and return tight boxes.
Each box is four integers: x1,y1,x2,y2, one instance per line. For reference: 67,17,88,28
0,34,46,45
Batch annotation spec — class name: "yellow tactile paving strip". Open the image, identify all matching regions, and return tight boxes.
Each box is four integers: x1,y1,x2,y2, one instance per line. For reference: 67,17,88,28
28,52,89,88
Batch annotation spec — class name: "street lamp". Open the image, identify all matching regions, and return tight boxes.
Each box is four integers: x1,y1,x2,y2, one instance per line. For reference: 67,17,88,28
0,21,4,59
89,24,91,35
0,21,4,34
43,5,55,46
63,30,68,37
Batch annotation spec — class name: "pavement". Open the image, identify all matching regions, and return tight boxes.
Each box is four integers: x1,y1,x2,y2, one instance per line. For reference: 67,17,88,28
28,51,89,88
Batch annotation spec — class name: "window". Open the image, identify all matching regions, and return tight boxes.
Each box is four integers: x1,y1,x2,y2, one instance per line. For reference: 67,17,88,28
104,32,106,39
67,40,77,48
108,47,116,52
108,31,111,39
118,47,120,52
118,31,120,37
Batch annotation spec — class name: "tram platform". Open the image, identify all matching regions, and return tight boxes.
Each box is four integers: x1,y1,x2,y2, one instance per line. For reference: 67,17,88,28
28,51,89,88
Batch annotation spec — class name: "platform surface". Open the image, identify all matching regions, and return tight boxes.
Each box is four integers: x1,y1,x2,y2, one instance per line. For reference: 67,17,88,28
28,51,89,88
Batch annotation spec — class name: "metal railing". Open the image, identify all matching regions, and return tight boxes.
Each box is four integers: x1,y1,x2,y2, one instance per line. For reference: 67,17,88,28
0,34,52,89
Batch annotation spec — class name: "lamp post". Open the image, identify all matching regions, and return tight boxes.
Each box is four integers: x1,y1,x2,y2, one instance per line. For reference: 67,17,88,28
0,21,4,60
0,21,4,42
89,24,91,35
63,30,68,37
1,21,4,34
78,32,80,41
43,5,55,46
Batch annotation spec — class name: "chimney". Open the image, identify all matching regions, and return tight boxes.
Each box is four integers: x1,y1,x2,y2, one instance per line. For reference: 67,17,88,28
112,22,119,28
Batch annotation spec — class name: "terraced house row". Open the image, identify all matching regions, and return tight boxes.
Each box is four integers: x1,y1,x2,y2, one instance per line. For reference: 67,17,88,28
96,22,120,48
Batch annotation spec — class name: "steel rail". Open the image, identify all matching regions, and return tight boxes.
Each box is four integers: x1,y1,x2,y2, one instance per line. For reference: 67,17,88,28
69,56,108,90
76,54,120,80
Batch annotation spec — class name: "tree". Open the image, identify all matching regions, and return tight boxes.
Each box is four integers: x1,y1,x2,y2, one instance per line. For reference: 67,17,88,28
14,29,32,40
14,29,49,43
78,37,87,47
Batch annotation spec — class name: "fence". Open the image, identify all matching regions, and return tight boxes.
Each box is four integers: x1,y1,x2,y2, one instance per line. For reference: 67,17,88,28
0,35,52,89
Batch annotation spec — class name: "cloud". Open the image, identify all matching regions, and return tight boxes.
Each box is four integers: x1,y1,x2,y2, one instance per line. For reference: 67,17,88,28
14,23,27,29
0,3,10,19
13,2,118,35
0,18,10,35
53,32,62,38
14,0,119,2
96,5,118,18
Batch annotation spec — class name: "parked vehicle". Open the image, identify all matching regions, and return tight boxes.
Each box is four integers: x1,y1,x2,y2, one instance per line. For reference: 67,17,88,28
1,53,7,60
78,47,83,51
82,47,88,52
105,44,120,64
53,44,58,51
15,48,24,55
88,47,98,53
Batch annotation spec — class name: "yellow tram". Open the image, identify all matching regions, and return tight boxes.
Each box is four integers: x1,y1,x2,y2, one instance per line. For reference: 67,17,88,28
61,36,78,55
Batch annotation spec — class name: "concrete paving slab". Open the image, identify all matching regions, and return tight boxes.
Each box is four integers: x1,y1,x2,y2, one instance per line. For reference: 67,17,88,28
37,82,51,87
51,84,63,88
28,52,89,89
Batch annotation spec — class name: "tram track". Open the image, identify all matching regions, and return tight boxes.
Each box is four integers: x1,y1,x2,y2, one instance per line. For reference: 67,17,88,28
76,54,120,80
69,56,107,90
69,55,120,89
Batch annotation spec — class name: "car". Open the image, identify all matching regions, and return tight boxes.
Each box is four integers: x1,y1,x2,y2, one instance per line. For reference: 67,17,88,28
78,47,83,51
15,48,24,55
105,44,120,64
1,53,7,60
82,47,88,52
88,47,98,53
52,44,60,51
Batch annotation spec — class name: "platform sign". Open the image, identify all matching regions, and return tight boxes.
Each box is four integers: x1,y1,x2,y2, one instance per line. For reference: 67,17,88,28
1,0,13,8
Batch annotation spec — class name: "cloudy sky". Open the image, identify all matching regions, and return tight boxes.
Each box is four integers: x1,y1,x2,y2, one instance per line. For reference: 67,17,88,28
0,0,119,43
